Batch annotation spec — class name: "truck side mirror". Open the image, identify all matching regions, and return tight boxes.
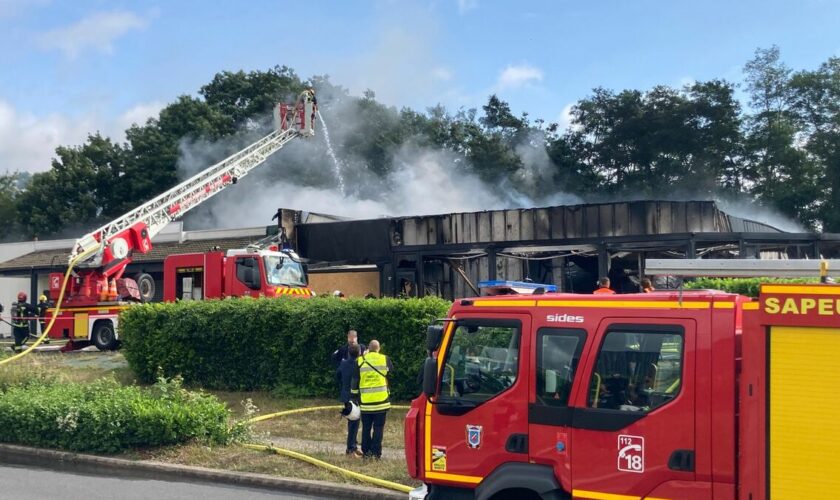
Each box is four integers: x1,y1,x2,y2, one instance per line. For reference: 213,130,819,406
426,325,444,352
422,357,438,398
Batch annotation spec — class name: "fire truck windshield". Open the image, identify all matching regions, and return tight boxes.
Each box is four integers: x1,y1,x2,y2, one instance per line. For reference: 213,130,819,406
264,255,307,287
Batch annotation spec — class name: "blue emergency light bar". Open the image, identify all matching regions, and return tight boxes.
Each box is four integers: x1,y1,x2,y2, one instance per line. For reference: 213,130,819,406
478,280,557,295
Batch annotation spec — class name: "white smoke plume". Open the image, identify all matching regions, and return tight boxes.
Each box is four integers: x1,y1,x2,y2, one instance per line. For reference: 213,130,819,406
177,84,578,230
175,86,801,235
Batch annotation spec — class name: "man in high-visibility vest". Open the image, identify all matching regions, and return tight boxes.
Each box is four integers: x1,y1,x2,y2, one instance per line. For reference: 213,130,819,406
353,339,393,459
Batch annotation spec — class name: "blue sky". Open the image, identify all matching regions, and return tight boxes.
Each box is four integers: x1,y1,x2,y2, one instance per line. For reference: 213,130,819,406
1,0,839,173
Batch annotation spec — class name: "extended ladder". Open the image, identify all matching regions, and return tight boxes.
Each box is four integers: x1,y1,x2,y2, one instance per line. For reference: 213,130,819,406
71,127,301,266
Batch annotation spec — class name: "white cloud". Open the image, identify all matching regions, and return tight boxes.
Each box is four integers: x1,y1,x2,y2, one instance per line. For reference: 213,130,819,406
457,0,479,14
431,66,453,81
0,99,163,173
678,76,696,88
37,10,150,59
0,100,95,173
115,101,164,137
556,103,575,131
496,63,544,90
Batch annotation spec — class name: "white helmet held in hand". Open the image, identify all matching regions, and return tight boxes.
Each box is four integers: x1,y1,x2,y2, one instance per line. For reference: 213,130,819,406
347,401,360,421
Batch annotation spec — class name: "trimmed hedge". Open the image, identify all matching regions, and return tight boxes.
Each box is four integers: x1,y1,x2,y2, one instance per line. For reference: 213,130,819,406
120,297,451,400
0,377,230,453
684,277,819,297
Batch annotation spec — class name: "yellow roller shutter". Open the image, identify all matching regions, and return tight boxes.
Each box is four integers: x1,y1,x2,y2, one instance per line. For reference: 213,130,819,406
770,326,840,499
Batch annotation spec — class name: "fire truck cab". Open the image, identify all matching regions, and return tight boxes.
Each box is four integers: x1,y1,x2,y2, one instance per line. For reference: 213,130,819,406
163,248,312,301
406,281,840,500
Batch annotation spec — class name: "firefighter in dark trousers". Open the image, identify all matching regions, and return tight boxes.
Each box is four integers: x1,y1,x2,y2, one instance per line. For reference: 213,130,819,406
353,339,393,459
37,293,52,335
11,292,37,352
337,343,362,457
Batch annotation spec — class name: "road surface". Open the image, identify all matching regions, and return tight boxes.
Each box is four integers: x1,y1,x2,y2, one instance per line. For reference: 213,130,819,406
0,464,326,499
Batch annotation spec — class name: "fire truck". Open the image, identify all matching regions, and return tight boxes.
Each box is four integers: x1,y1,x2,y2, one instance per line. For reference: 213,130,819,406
406,260,840,500
45,96,316,351
161,234,313,302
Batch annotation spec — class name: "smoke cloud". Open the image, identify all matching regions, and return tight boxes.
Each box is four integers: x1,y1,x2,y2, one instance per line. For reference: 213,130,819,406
177,83,581,230
175,87,801,236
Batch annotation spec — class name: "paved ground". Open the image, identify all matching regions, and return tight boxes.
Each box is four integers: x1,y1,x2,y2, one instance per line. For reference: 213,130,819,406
0,464,326,499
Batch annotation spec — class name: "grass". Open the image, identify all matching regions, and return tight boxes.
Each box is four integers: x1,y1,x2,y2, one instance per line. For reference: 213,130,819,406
212,391,409,450
0,351,135,388
130,443,417,487
0,350,417,488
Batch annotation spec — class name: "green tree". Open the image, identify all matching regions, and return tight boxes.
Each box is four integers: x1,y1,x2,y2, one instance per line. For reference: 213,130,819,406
17,134,126,237
0,172,24,241
743,46,822,227
199,66,305,128
570,82,744,196
789,57,840,230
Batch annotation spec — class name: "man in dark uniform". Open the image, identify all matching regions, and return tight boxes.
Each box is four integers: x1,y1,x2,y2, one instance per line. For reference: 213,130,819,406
337,343,362,457
11,292,37,352
331,329,366,368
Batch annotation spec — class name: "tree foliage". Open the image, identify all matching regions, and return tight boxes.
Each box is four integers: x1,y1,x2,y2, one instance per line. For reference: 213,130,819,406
6,49,840,239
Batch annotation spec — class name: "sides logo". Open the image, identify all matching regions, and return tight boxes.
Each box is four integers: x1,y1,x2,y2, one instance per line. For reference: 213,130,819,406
546,313,584,323
466,425,483,449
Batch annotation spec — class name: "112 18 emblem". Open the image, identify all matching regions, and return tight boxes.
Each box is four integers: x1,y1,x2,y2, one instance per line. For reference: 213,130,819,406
466,425,483,449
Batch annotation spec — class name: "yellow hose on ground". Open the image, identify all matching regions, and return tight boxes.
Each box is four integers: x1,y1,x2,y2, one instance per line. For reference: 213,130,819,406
0,247,97,365
240,404,412,494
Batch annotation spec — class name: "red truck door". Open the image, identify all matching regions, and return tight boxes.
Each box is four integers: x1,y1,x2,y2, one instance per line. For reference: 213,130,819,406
426,315,531,485
528,327,588,494
227,255,264,298
570,319,700,499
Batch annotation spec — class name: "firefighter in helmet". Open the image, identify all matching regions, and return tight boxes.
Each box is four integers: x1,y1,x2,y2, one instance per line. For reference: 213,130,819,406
11,292,37,352
37,292,53,337
295,87,317,136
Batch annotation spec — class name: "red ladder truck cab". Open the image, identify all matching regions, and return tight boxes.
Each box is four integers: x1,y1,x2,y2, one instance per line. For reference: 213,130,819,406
405,280,840,500
163,247,312,301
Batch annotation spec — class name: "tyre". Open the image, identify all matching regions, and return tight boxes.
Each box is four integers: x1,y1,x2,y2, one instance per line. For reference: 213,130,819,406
134,273,156,303
92,321,118,351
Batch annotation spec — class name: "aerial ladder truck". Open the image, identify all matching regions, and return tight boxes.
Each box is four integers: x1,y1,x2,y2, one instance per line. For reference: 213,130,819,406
46,95,316,351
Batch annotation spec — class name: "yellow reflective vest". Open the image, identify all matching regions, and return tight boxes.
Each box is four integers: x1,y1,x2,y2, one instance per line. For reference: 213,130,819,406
357,352,390,412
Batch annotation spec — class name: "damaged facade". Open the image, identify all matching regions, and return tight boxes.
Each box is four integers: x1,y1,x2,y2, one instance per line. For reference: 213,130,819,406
290,200,840,298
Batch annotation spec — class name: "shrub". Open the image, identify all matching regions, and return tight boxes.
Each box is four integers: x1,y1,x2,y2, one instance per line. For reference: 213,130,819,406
0,375,230,453
120,296,451,400
683,277,820,297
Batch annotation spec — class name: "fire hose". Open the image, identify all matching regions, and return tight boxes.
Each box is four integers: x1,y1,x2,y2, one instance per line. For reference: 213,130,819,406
0,247,97,366
2,252,416,494
239,405,413,494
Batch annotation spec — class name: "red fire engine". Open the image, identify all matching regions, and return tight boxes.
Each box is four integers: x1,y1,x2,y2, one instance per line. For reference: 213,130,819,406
406,260,840,500
162,244,312,302
45,95,316,351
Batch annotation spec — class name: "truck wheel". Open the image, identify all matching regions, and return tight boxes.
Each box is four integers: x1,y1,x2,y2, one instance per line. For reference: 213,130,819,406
134,273,156,303
92,321,118,351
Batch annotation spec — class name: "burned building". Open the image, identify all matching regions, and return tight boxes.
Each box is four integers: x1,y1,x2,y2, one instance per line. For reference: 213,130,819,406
290,200,840,298
0,201,836,314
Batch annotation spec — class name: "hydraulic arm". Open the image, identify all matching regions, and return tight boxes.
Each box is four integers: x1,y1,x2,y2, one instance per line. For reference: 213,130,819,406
61,95,314,305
